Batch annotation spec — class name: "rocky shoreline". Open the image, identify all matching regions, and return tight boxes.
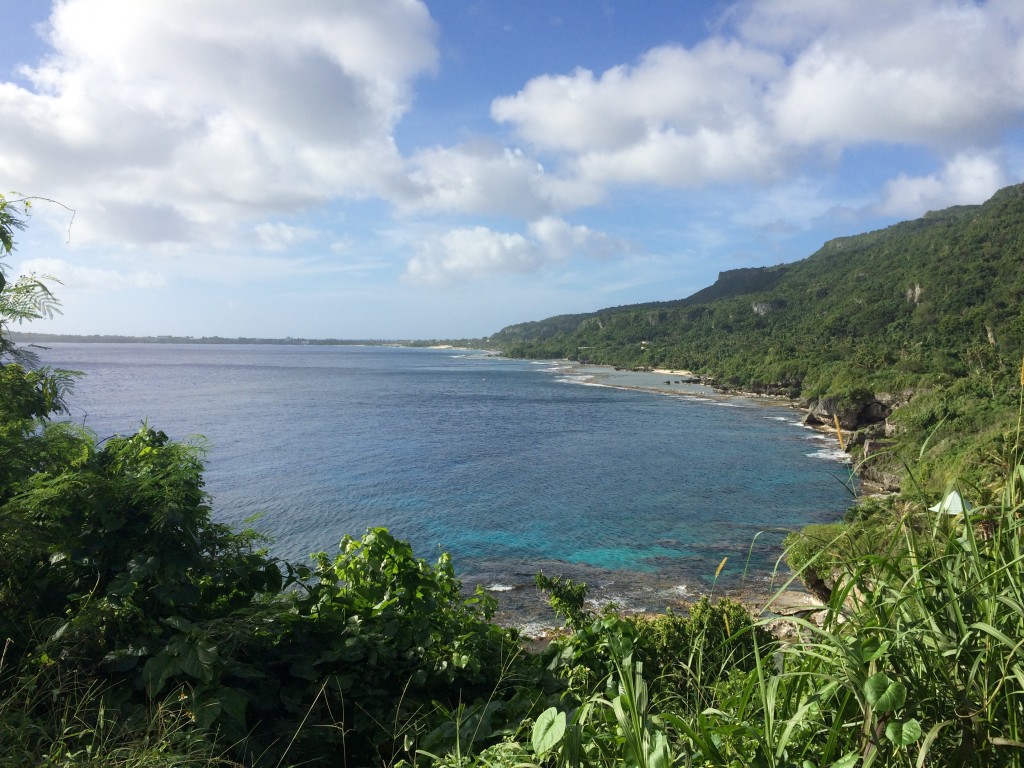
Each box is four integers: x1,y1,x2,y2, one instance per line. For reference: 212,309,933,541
502,360,884,639
639,368,909,495
515,584,827,649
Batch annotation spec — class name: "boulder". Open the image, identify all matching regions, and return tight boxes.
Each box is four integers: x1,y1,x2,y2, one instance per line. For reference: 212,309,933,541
857,455,903,492
846,423,886,449
803,397,863,430
804,390,913,432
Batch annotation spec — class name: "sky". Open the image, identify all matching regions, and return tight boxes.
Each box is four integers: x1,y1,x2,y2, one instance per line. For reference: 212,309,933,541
1,0,1023,340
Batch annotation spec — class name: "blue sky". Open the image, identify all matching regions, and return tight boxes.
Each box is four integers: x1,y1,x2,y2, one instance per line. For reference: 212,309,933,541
2,0,1023,339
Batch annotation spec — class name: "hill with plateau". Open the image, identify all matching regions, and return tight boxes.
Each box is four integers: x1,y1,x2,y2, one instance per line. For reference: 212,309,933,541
491,184,1024,491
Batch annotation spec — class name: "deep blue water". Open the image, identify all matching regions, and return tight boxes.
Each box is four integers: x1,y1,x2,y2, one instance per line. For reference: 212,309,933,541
34,343,853,626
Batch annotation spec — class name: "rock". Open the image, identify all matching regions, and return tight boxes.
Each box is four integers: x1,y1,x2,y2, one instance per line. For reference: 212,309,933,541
846,423,885,449
875,389,916,408
803,397,863,430
858,401,890,423
804,390,913,432
800,566,835,604
857,455,903,492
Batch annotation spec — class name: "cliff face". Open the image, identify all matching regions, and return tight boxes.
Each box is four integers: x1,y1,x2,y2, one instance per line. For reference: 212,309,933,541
799,390,918,492
681,266,789,306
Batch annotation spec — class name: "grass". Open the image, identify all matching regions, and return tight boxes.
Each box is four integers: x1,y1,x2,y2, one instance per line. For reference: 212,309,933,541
0,651,235,768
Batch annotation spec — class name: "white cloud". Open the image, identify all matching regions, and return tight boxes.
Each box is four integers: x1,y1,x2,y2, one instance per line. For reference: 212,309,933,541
767,1,1024,149
576,118,785,187
254,222,319,251
404,142,603,216
491,40,787,186
491,1,1024,193
404,217,629,285
0,0,438,246
19,258,166,290
768,4,1024,148
877,152,1009,217
492,41,782,154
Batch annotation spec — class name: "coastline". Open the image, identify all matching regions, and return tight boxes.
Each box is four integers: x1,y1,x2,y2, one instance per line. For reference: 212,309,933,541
490,359,852,636
503,577,826,643
547,360,828,421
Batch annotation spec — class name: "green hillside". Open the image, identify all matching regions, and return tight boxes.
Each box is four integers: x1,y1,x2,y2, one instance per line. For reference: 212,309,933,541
493,184,1024,491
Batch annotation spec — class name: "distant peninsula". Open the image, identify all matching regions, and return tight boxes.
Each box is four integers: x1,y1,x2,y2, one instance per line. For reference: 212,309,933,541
7,331,479,348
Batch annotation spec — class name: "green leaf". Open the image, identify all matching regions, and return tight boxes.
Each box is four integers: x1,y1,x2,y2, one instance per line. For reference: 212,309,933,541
162,615,198,632
885,718,922,746
142,654,177,696
532,706,566,758
647,731,671,768
831,754,860,768
206,684,249,731
864,672,907,713
858,637,890,664
179,637,219,682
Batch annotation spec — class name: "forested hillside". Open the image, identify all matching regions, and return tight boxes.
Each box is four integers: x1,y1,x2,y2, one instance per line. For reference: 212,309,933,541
493,183,1024,490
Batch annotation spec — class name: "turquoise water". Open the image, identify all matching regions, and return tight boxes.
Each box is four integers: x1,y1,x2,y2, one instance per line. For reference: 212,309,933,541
35,343,853,625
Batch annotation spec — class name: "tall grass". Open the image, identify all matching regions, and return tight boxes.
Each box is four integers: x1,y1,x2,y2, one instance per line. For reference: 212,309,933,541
610,454,1024,767
0,650,234,768
705,384,1024,767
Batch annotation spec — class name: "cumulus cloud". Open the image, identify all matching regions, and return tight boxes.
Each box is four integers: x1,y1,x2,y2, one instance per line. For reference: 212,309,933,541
767,3,1024,148
877,152,1009,217
403,142,603,216
576,118,785,187
0,0,437,246
492,41,783,154
491,40,789,186
404,218,629,285
492,1,1024,196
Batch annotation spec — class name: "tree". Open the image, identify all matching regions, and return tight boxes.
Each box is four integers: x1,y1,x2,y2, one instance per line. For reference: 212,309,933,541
0,194,62,363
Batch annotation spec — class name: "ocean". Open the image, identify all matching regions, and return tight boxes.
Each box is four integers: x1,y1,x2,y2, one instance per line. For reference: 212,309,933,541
34,343,853,627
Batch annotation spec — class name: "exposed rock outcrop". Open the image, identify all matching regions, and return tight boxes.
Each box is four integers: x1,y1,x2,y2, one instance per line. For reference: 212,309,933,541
802,397,869,431
802,389,916,434
797,388,917,493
